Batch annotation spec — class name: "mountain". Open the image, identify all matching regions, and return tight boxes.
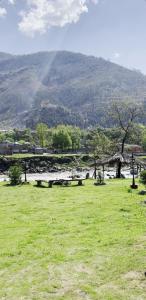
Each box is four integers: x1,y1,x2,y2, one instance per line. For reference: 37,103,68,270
0,50,146,129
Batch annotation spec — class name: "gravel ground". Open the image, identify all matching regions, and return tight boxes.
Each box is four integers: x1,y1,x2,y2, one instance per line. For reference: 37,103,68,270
0,168,134,182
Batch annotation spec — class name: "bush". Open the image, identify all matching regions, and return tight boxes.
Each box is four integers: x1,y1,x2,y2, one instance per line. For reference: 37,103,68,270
140,170,146,185
9,165,23,185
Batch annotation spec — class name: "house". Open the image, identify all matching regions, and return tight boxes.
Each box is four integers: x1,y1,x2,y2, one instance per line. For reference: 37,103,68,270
0,141,13,155
125,144,143,154
33,147,44,155
0,141,32,155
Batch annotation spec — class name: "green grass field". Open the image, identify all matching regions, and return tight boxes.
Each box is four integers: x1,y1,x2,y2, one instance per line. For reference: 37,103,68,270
4,153,83,159
0,179,146,300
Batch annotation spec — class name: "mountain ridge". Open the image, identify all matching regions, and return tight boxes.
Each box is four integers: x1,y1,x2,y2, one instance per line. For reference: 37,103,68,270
0,50,146,129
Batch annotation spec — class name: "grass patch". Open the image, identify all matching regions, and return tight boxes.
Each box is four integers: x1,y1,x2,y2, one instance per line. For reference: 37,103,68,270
0,179,146,299
4,153,84,159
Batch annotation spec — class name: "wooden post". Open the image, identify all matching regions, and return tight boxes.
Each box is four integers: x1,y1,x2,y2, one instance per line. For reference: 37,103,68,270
78,179,83,186
137,164,139,177
37,180,42,187
24,161,27,183
48,181,53,188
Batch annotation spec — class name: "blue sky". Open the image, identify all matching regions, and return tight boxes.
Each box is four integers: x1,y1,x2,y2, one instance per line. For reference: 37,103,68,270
0,0,146,73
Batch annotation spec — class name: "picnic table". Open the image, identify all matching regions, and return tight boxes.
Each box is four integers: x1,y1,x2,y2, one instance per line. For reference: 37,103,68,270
36,177,86,188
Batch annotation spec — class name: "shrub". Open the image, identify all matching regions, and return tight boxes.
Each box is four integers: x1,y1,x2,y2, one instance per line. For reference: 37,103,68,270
127,188,132,193
9,165,23,185
140,170,146,185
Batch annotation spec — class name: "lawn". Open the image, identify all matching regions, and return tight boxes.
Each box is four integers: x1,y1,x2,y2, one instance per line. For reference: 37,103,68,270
4,153,83,159
0,179,146,299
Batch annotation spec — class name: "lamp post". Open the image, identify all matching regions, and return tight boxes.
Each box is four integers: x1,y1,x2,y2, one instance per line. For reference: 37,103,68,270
130,153,138,189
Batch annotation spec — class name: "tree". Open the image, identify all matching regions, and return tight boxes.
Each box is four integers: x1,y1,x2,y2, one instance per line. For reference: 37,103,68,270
36,123,48,148
22,128,34,144
52,125,72,150
86,129,112,179
0,132,5,143
9,165,23,185
109,100,141,177
67,126,81,150
142,135,146,151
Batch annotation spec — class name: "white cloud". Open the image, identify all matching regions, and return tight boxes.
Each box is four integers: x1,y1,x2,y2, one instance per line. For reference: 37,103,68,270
18,0,97,36
8,0,16,4
0,0,98,35
0,6,7,17
113,52,121,59
0,0,15,19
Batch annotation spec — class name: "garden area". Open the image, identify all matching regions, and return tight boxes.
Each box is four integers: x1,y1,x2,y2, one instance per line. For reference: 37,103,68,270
0,179,146,299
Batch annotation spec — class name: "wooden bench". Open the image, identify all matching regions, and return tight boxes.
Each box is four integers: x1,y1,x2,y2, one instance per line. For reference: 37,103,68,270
36,178,85,188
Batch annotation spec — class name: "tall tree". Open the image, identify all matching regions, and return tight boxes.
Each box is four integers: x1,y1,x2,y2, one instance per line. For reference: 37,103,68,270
67,126,81,150
86,129,112,179
52,125,72,150
109,100,141,177
36,123,48,148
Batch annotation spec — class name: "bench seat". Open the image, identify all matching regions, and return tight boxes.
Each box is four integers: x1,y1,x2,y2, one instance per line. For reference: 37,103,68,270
35,178,85,188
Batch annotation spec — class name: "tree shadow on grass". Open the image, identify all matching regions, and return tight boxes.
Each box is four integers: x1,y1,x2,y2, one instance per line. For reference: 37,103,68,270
1,183,22,188
33,184,85,189
34,185,49,189
1,182,31,188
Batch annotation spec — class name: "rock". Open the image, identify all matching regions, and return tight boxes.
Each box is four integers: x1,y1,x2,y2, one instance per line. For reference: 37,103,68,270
139,190,146,195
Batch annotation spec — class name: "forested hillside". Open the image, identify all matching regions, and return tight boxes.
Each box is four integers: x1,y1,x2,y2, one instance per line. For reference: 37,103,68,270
0,51,146,128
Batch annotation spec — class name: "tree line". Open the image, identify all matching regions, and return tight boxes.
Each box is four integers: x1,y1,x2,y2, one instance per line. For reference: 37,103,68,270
0,100,146,155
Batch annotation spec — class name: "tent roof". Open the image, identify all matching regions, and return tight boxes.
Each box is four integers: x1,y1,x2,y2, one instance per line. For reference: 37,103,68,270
91,153,145,167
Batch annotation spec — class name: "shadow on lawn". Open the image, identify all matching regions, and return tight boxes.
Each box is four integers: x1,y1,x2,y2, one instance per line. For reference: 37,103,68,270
33,184,85,189
1,182,31,188
1,183,23,188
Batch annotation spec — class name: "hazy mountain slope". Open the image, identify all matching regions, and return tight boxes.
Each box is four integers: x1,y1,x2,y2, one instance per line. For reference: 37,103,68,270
0,51,146,128
0,52,13,62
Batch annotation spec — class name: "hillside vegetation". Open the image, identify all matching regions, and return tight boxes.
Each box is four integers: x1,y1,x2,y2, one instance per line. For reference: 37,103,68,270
0,51,146,128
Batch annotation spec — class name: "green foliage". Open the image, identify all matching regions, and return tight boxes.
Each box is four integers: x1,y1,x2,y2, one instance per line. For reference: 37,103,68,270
142,135,146,151
8,165,23,185
141,125,146,150
0,51,146,128
85,129,112,157
127,188,132,193
66,126,81,150
36,123,48,147
52,125,72,150
140,170,146,185
127,123,144,145
0,132,5,143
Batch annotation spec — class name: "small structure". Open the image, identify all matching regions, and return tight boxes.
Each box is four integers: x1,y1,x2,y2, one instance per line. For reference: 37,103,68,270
33,147,45,155
125,144,143,154
0,141,13,155
91,152,145,178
